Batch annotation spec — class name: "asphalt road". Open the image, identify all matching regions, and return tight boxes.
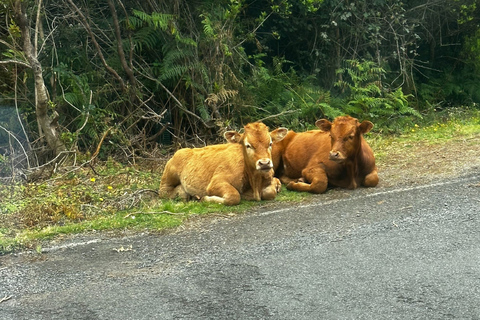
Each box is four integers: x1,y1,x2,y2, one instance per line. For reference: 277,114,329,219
1,172,480,320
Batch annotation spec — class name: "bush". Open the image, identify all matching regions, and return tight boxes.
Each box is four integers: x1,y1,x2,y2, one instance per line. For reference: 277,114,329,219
334,59,422,132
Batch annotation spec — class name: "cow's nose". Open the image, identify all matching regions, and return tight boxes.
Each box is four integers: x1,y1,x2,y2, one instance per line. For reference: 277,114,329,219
330,151,340,158
257,159,273,170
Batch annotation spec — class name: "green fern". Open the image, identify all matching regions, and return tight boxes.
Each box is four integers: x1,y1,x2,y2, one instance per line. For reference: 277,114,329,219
131,10,174,31
336,59,421,128
200,14,215,39
131,26,162,52
158,46,198,83
130,10,196,48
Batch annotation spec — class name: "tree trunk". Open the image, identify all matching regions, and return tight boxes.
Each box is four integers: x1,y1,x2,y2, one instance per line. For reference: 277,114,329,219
14,0,65,156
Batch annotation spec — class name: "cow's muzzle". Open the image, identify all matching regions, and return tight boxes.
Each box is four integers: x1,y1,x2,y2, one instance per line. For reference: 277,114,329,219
329,150,346,163
256,159,273,171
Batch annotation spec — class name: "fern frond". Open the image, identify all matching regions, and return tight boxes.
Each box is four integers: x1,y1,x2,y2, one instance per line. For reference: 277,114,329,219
200,14,215,39
132,10,174,31
131,27,162,51
159,65,190,82
205,89,238,106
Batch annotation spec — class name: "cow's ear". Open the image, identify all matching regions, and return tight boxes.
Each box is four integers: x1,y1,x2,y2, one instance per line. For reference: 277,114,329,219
315,119,331,132
224,131,242,143
270,127,288,142
359,120,374,134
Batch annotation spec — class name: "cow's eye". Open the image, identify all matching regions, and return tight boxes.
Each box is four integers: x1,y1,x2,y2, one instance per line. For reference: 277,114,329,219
246,143,253,149
269,142,273,147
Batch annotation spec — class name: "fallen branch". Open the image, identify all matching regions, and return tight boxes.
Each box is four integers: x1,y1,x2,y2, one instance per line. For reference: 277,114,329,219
123,210,183,219
111,189,159,210
0,295,12,303
256,109,299,122
90,128,112,161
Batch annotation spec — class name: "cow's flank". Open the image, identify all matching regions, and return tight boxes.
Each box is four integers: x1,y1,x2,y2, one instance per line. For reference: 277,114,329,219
272,115,378,194
159,122,287,205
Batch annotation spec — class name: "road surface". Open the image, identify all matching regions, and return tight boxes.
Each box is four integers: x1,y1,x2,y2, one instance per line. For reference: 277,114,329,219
1,172,480,319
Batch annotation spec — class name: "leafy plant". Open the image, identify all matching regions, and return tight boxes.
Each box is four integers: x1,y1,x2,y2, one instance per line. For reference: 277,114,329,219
335,59,421,131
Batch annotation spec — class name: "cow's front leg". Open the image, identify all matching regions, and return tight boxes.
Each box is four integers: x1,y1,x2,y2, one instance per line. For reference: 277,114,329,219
260,177,282,200
278,174,299,185
204,182,241,205
362,167,379,187
159,182,190,200
287,166,328,194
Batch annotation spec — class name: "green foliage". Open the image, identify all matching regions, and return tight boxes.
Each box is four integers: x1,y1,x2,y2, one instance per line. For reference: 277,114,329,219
157,45,201,84
2,0,480,159
48,63,115,151
417,67,480,109
130,10,175,31
239,56,342,130
462,28,480,72
130,9,196,47
335,59,421,131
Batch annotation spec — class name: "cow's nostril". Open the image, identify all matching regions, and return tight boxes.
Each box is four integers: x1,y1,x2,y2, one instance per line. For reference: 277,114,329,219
257,159,273,169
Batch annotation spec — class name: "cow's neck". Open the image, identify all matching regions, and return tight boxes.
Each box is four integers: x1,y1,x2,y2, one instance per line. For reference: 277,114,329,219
240,146,262,201
244,165,263,201
345,136,366,189
344,160,358,189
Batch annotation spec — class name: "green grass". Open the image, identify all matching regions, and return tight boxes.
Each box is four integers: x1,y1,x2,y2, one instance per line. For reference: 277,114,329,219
367,108,480,162
1,108,479,254
0,172,312,254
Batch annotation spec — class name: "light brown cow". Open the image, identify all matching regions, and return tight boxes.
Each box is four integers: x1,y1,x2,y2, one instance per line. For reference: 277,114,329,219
159,122,288,205
272,115,378,193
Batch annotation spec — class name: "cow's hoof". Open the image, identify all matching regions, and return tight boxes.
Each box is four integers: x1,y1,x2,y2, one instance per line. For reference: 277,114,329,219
273,178,282,193
286,181,296,190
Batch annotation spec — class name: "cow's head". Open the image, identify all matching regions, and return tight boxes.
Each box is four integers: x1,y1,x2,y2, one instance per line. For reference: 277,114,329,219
316,116,373,163
224,122,287,171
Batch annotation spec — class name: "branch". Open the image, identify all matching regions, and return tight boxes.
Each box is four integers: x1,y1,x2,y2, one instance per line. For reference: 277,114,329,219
124,211,183,219
0,296,12,304
0,60,31,68
256,109,300,122
90,128,112,161
34,0,42,56
65,0,126,91
107,0,136,87
0,124,30,162
134,66,211,126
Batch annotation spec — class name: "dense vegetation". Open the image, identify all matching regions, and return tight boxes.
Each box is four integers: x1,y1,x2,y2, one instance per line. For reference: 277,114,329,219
0,0,480,176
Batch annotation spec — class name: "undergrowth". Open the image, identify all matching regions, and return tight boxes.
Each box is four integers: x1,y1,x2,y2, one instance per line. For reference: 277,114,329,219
0,160,310,254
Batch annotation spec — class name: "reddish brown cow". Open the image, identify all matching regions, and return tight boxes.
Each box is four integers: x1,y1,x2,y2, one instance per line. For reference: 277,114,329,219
159,122,288,205
272,115,378,193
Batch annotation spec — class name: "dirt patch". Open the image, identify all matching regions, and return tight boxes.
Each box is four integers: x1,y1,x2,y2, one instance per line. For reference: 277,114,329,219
375,135,480,187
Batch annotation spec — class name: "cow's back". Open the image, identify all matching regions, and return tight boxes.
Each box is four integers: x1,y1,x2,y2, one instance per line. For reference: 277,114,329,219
274,130,331,179
160,143,245,198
